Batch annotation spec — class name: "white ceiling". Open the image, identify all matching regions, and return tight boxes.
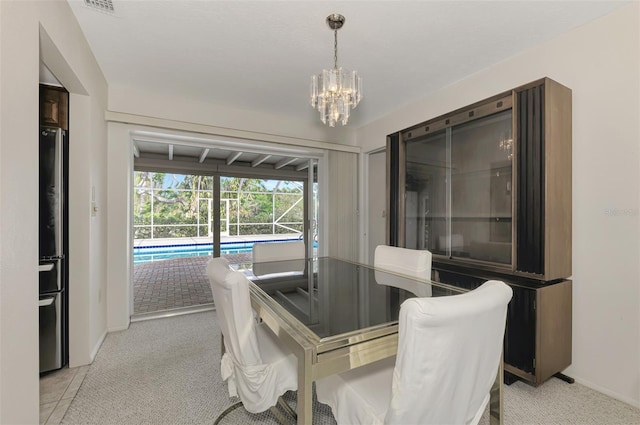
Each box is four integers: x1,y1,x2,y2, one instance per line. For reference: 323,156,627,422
67,0,627,129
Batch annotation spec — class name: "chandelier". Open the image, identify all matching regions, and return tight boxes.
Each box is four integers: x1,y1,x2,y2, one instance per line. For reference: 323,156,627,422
499,132,514,160
310,14,362,127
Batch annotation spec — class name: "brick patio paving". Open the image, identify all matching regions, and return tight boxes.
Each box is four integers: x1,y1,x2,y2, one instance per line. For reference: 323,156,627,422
133,253,252,314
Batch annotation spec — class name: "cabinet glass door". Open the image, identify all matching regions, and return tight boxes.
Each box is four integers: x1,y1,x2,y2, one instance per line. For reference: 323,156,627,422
450,110,513,264
402,109,513,266
405,130,448,254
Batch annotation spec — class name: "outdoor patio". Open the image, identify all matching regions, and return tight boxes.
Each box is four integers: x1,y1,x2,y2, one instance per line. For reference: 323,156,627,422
132,232,304,315
133,252,252,315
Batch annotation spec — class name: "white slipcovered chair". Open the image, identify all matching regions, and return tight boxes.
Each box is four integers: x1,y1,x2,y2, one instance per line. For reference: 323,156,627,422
374,245,432,297
252,240,306,278
316,280,513,425
206,257,298,424
252,240,305,262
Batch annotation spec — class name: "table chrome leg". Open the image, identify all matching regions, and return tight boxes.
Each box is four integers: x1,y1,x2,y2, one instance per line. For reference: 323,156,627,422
297,348,313,425
277,396,297,420
489,356,504,425
270,406,291,425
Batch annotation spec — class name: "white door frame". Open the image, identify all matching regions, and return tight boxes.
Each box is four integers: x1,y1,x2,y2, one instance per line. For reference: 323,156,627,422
359,147,386,265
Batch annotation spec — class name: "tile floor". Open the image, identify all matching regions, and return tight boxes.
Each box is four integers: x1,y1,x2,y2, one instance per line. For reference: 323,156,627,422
40,365,89,425
133,252,252,314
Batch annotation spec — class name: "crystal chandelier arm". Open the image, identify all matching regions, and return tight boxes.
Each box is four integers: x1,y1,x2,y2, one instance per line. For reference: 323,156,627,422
310,75,317,107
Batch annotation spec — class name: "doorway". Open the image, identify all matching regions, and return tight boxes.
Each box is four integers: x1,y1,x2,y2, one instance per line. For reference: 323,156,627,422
131,156,318,318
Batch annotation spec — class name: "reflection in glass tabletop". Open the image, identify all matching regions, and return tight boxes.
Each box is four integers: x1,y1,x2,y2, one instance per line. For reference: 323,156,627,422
232,256,464,340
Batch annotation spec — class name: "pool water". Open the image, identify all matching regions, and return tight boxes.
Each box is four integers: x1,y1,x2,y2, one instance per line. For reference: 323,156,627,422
133,240,305,264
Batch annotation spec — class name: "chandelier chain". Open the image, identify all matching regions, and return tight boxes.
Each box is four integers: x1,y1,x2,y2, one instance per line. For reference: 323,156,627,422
334,29,338,69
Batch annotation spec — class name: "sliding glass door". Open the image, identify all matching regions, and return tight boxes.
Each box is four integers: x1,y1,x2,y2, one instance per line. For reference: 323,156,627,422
131,152,320,317
216,176,306,261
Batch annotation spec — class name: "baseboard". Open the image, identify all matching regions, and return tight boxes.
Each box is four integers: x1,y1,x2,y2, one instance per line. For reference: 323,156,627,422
90,329,108,362
573,376,640,409
107,323,130,333
130,304,214,323
107,317,131,333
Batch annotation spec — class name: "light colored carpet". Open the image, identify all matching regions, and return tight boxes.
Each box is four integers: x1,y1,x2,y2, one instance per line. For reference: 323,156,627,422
63,311,640,424
61,311,335,425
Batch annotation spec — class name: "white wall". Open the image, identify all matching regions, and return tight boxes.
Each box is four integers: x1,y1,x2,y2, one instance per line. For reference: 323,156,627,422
357,3,640,406
106,123,133,332
109,84,357,146
0,1,108,422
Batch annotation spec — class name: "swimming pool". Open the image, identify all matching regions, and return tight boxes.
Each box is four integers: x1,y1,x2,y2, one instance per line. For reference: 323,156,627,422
133,240,305,264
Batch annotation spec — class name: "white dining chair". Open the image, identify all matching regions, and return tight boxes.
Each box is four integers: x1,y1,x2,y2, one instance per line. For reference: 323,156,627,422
206,257,298,424
252,241,306,278
316,280,513,425
252,240,305,263
374,245,432,297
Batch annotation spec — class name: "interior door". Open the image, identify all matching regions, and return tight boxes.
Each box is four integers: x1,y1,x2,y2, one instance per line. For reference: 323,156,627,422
368,150,386,264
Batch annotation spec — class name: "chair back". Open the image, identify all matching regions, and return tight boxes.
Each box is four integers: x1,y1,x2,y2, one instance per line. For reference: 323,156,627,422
385,280,513,425
207,257,262,367
252,240,305,263
374,245,432,297
374,245,431,279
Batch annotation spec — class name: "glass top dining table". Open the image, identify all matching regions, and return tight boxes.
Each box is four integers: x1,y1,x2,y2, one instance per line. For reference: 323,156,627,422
230,256,503,425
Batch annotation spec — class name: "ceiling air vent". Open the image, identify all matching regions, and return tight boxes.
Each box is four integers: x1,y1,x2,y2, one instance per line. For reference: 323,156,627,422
84,0,114,13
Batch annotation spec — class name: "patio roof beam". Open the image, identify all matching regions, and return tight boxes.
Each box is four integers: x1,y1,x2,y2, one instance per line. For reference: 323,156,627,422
252,154,271,168
133,142,140,158
295,161,309,171
226,151,243,165
168,144,174,160
199,148,210,163
275,157,298,170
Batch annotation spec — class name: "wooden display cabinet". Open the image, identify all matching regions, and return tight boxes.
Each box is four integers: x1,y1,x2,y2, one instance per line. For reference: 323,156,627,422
386,77,573,386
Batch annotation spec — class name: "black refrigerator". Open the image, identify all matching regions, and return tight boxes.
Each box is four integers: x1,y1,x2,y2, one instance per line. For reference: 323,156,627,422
39,126,68,373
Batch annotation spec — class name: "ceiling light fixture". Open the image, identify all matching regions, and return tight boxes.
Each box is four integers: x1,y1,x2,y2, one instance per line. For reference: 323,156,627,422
310,14,362,127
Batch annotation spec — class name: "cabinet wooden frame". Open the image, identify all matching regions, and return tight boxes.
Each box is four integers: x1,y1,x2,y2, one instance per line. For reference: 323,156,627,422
512,78,572,281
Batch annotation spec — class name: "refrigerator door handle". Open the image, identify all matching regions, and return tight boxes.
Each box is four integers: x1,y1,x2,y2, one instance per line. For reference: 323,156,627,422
54,128,64,258
39,263,55,272
39,297,55,307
